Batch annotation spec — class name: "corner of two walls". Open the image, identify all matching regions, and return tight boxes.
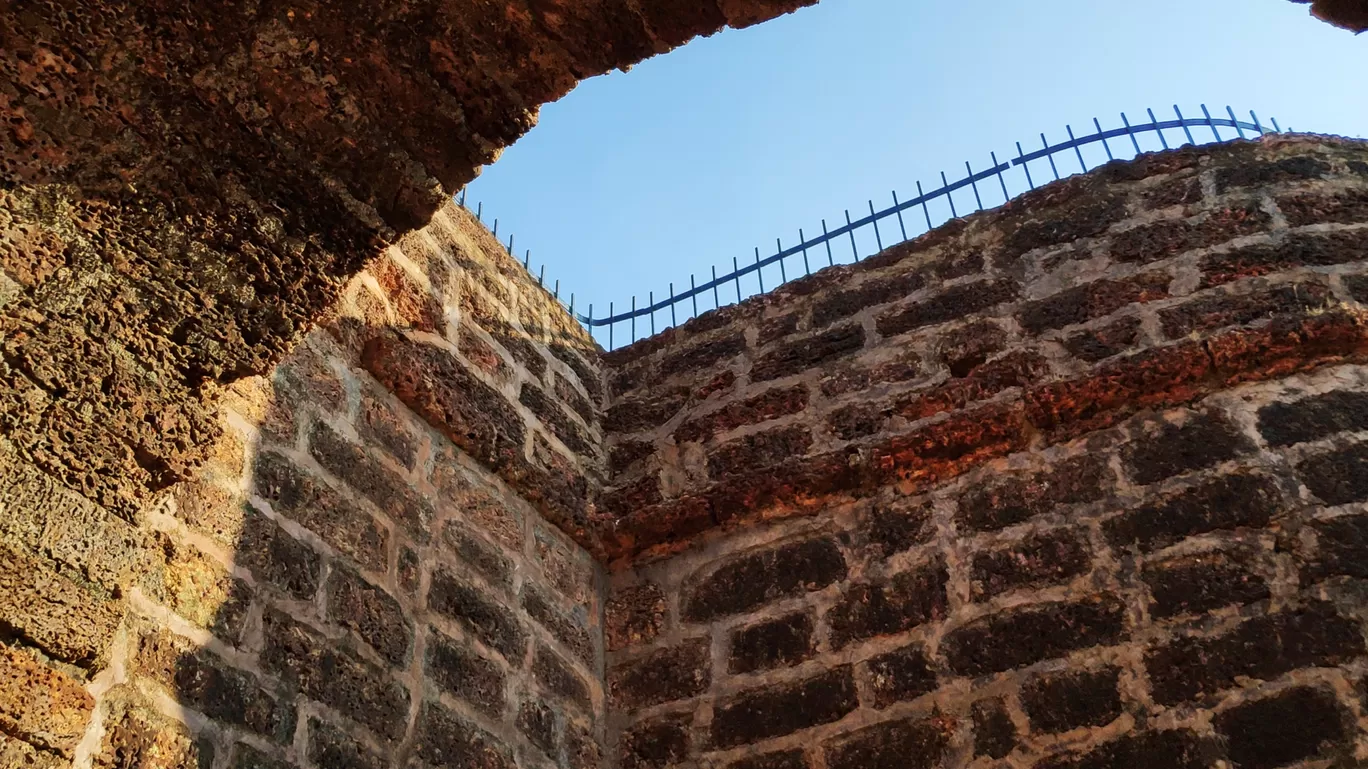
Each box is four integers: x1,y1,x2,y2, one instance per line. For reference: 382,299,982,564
1,200,609,769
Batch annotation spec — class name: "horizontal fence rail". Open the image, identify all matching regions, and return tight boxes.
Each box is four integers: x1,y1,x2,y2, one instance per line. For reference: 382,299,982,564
459,104,1293,351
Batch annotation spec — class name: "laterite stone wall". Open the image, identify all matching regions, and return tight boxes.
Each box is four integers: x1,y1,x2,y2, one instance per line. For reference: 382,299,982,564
7,133,1368,769
1,200,610,769
601,135,1368,769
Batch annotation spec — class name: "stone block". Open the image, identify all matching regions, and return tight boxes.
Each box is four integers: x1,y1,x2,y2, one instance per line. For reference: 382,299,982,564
876,281,1018,338
609,639,710,711
1122,411,1252,485
522,583,595,667
1258,389,1368,447
658,333,746,379
971,698,1016,760
259,609,410,742
236,504,323,601
866,644,938,708
532,645,593,716
750,325,865,382
410,699,516,769
1019,273,1170,334
357,386,420,468
711,668,858,749
728,612,816,674
1020,667,1122,733
681,537,846,623
428,567,526,662
942,596,1126,677
827,561,948,649
1110,204,1270,264
811,272,927,329
522,381,595,457
0,645,93,756
970,529,1091,599
606,583,666,652
1214,156,1329,191
1146,602,1364,704
1297,441,1368,505
727,750,809,769
251,451,387,574
0,544,120,667
707,426,812,479
442,520,514,589
425,630,506,719
1034,729,1210,769
674,386,809,445
308,421,434,541
326,567,412,667
1201,228,1368,287
1141,552,1269,618
620,713,690,769
1213,686,1348,769
1159,284,1329,340
95,698,214,769
1104,472,1282,554
306,716,388,769
956,455,1106,532
517,698,558,760
1307,513,1368,581
822,714,952,769
1064,316,1142,362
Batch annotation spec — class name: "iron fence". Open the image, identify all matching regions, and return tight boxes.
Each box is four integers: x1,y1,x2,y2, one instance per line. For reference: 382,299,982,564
459,104,1292,350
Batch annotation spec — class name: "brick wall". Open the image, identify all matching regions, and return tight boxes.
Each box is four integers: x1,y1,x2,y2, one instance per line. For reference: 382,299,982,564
0,200,610,769
602,135,1368,769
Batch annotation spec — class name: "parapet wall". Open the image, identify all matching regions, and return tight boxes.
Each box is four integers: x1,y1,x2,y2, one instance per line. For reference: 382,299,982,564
6,134,1368,769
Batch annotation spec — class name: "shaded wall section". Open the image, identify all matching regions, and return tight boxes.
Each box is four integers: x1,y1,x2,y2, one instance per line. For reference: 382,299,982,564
601,135,1368,768
1,201,610,769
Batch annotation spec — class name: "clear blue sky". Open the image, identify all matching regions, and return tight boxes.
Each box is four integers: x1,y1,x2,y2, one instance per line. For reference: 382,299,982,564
463,0,1368,346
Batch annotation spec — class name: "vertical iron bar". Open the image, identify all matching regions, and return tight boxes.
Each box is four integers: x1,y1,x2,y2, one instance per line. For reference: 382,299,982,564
608,302,613,350
631,296,636,343
755,247,765,293
669,284,676,327
1067,125,1087,171
799,229,811,275
712,266,720,308
1174,105,1196,146
1227,106,1246,139
554,279,559,299
508,234,515,255
822,219,835,267
845,210,859,262
690,275,698,319
1250,110,1264,134
733,257,742,303
869,202,883,251
1148,108,1169,150
648,291,655,336
777,239,787,284
917,181,933,227
492,219,498,237
459,189,466,206
569,294,574,315
1017,142,1036,190
1201,104,1221,141
1094,118,1114,161
1042,134,1060,180
476,202,482,221
966,162,984,210
941,171,959,218
991,152,1010,201
892,192,908,240
1121,113,1141,154
1271,117,1283,133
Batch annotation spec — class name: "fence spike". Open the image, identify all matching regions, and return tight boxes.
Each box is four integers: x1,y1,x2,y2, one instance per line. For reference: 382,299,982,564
492,218,498,237
608,302,613,350
1094,117,1115,161
733,256,742,303
799,229,811,275
1148,108,1169,150
822,219,835,266
1066,125,1087,172
712,265,721,308
1228,106,1246,139
1201,104,1221,142
892,192,909,241
755,247,766,293
1174,105,1196,146
554,279,559,299
941,172,959,218
1270,116,1283,133
845,210,859,262
966,162,984,210
991,152,1010,201
1042,133,1061,181
690,275,698,319
1250,110,1264,135
916,181,934,227
1016,142,1036,190
776,238,787,284
1121,113,1142,155
868,201,884,251
648,291,655,336
669,283,678,329
476,201,482,221
630,296,636,343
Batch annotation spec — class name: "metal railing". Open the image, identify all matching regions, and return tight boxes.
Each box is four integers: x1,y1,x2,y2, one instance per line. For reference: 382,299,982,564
459,104,1292,350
